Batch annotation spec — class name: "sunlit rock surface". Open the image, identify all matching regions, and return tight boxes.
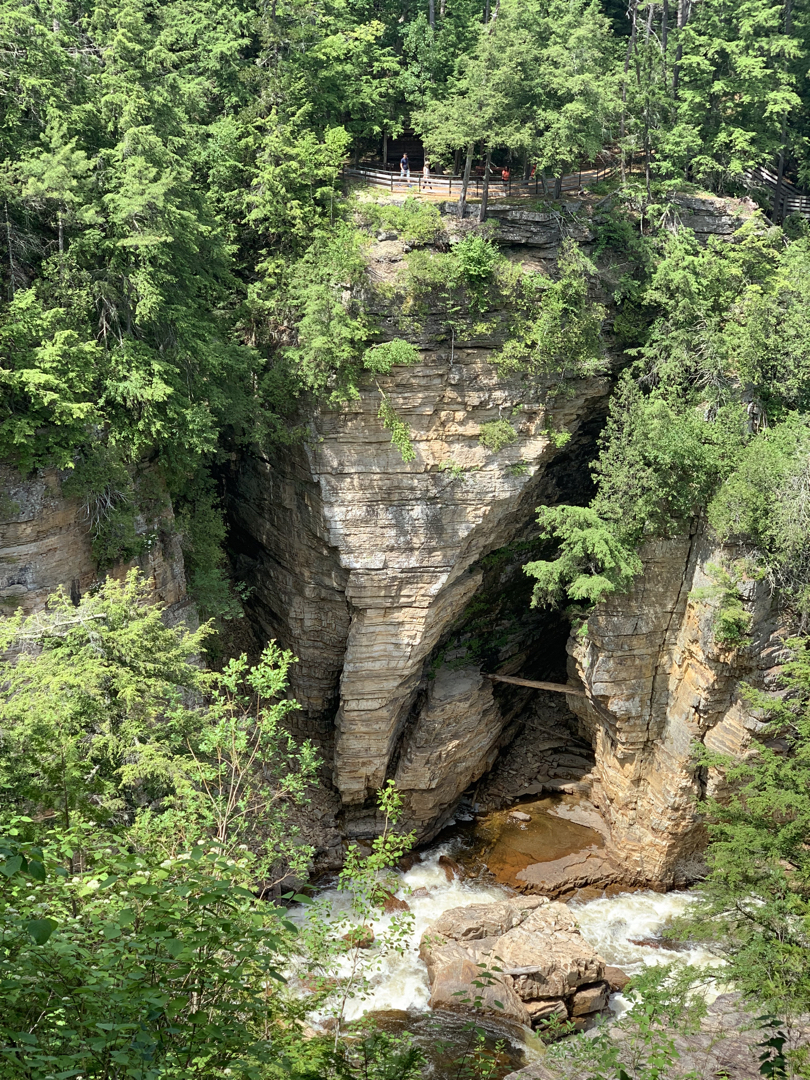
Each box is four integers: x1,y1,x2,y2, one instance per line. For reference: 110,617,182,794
420,896,608,1028
0,464,191,622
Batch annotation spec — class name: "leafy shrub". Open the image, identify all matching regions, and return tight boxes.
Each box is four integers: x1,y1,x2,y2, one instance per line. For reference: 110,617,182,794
62,447,144,568
708,416,810,610
173,474,245,622
494,240,606,379
479,418,518,452
692,561,754,648
0,835,304,1080
358,195,444,245
363,338,421,373
282,223,372,405
378,397,416,462
452,234,500,285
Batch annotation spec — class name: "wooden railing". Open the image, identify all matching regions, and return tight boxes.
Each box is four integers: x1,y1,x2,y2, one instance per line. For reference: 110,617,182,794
744,165,810,219
342,163,616,200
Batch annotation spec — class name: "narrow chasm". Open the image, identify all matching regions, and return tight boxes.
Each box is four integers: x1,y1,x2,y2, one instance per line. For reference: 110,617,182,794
387,405,610,899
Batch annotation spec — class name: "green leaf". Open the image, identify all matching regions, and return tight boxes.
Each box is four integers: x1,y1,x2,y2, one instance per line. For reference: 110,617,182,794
0,855,24,877
26,918,57,945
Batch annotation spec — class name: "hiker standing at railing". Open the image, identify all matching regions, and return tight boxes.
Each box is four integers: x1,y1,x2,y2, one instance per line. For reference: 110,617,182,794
400,153,410,179
421,159,433,193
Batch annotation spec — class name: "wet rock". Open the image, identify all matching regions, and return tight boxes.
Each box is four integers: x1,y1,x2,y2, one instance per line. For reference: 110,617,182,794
397,851,422,873
427,953,531,1024
438,854,466,882
604,965,631,992
570,983,609,1016
509,811,532,823
516,847,621,897
343,926,375,949
628,936,689,951
410,887,431,898
382,890,410,913
420,896,606,1027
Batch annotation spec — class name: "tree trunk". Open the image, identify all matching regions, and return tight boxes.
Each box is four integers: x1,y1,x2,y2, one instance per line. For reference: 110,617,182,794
440,0,446,14
774,119,788,221
479,149,492,222
554,174,563,199
523,151,530,181
661,0,669,77
382,132,388,166
459,143,474,218
644,2,653,197
429,0,435,28
673,0,691,96
620,0,639,183
483,0,489,23
774,0,796,220
5,201,15,298
453,147,461,175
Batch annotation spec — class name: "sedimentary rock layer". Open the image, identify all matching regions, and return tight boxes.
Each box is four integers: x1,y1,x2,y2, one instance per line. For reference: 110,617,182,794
230,348,609,824
0,464,190,621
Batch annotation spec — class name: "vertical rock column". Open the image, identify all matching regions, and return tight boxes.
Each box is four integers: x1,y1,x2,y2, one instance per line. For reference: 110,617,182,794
232,352,609,818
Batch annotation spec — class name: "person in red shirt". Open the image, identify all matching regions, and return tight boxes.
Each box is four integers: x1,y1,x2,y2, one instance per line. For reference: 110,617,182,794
501,166,510,189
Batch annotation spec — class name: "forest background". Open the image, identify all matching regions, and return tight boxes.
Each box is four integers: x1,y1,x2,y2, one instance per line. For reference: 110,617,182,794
3,0,810,1075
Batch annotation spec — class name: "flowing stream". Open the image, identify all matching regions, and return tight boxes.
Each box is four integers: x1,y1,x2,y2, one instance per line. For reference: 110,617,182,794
295,802,720,1076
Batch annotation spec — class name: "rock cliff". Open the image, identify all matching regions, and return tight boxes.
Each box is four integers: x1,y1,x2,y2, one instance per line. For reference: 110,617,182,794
0,464,191,622
230,340,610,837
224,194,772,883
566,526,787,886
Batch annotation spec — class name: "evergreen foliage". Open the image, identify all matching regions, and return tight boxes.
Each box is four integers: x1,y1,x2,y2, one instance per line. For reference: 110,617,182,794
680,636,810,1028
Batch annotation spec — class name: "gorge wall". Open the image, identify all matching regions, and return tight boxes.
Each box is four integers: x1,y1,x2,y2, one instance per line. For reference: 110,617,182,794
567,529,786,885
227,192,779,885
1,191,775,890
228,307,611,837
0,463,192,623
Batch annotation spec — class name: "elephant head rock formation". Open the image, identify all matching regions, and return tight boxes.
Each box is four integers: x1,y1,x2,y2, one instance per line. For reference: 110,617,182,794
229,198,777,885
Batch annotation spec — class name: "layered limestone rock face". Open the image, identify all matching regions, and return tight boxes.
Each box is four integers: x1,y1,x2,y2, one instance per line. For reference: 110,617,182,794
0,464,190,622
420,896,609,1028
230,348,609,833
229,194,766,873
566,526,786,886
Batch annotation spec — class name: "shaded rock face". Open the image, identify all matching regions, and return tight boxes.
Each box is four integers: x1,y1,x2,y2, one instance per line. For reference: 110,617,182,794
567,526,786,886
0,465,190,622
420,896,608,1028
228,349,610,837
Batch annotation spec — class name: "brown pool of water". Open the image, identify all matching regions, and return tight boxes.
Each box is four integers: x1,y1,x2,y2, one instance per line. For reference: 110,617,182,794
466,795,605,889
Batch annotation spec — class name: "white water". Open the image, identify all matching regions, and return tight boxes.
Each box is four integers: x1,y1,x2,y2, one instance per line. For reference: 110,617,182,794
295,841,720,1023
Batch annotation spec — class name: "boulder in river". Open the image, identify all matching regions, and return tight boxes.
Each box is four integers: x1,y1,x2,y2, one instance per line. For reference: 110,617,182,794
420,896,609,1028
438,854,466,881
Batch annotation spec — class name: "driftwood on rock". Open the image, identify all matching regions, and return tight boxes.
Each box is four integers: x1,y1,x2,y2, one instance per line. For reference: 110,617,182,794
484,674,588,697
